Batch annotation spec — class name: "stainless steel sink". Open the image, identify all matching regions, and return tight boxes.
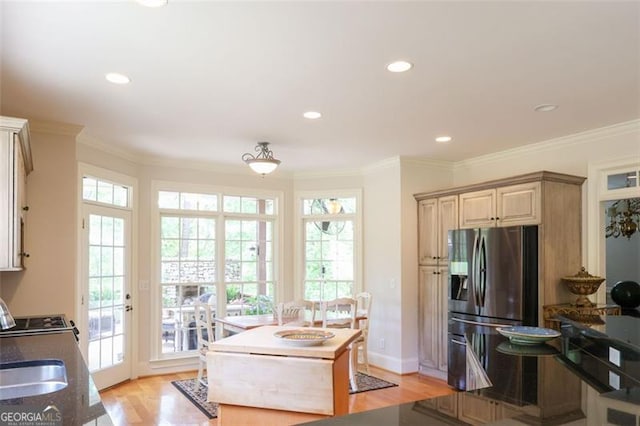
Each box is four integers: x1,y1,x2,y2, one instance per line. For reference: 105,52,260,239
0,359,68,400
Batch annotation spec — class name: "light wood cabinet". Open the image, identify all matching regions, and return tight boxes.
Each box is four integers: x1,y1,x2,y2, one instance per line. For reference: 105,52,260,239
418,265,448,376
459,182,541,229
457,393,524,425
418,195,458,265
0,116,33,271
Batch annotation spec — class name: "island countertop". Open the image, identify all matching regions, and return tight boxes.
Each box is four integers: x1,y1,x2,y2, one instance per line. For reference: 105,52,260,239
302,313,640,425
0,331,111,425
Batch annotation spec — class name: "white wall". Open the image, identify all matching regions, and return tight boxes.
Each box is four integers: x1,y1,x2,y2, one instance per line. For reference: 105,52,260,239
0,128,78,317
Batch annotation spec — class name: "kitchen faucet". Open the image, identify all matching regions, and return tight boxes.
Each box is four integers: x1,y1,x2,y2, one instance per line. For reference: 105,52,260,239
0,296,16,330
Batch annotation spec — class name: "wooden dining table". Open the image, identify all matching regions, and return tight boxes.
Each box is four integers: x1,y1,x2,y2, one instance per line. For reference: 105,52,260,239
207,325,362,423
214,310,368,335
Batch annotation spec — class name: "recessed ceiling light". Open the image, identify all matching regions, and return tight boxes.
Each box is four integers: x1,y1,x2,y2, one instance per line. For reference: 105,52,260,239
105,73,131,85
435,136,452,143
303,111,322,120
534,104,558,112
387,61,413,73
136,0,168,7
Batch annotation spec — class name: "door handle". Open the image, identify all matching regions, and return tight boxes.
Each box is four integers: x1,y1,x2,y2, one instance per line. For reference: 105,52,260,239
125,305,133,312
451,317,513,328
451,338,466,346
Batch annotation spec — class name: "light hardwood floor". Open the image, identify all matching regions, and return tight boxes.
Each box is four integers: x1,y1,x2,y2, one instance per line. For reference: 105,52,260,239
100,366,455,426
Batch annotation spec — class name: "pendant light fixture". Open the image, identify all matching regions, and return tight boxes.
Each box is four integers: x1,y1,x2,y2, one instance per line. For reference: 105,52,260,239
242,142,281,175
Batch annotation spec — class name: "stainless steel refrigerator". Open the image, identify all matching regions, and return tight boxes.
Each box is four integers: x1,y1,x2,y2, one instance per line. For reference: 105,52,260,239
447,225,539,405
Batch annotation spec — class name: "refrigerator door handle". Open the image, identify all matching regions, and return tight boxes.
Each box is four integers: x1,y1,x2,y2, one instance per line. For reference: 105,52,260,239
472,232,481,308
451,317,514,328
478,235,487,307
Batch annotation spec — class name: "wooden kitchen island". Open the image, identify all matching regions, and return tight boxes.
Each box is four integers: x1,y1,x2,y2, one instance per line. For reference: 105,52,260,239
207,325,361,424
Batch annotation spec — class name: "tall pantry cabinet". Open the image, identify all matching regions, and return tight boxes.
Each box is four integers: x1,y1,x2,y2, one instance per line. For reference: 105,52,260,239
417,195,457,378
415,171,585,379
0,116,33,271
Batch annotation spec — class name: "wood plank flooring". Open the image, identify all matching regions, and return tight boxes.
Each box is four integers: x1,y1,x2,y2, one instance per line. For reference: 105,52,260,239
100,366,455,426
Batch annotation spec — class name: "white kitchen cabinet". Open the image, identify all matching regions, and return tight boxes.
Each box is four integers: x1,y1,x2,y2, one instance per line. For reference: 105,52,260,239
418,195,458,265
459,182,541,229
0,116,33,271
418,265,448,377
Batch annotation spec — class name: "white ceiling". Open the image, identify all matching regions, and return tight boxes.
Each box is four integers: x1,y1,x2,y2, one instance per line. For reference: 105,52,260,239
1,1,639,174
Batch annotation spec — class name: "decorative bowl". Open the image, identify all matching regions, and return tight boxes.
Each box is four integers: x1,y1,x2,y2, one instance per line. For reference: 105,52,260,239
561,267,605,307
273,329,334,346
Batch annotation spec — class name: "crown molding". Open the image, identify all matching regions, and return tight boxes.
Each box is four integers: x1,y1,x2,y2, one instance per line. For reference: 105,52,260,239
29,119,84,137
77,132,142,163
400,156,455,170
455,119,640,169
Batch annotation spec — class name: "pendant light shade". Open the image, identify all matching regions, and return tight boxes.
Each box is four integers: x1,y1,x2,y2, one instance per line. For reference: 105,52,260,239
242,142,281,175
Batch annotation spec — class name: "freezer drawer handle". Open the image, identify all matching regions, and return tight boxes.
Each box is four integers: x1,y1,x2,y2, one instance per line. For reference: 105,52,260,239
451,338,466,346
451,317,513,328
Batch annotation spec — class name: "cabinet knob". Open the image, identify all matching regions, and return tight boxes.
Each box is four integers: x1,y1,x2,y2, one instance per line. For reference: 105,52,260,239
490,217,495,220
432,256,437,259
22,206,29,211
20,252,30,258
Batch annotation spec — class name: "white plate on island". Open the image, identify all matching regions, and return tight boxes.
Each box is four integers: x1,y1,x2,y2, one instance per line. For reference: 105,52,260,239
497,326,561,346
273,329,335,346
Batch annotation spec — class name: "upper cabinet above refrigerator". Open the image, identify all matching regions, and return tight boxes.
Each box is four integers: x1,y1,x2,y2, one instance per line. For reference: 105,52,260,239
458,182,541,229
0,116,33,271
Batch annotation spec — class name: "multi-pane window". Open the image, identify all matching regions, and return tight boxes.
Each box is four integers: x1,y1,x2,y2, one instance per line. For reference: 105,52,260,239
157,189,277,356
302,197,357,300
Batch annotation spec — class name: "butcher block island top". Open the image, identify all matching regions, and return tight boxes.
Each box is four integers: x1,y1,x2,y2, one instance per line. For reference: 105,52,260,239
207,325,362,423
209,325,361,358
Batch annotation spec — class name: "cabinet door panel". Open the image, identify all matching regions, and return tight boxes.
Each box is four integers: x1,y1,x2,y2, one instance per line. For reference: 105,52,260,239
418,266,441,370
458,393,496,425
418,199,438,265
0,132,10,268
459,189,495,229
497,182,541,226
438,196,458,263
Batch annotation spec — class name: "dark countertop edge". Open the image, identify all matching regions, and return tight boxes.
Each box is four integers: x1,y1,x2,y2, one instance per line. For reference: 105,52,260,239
0,331,111,424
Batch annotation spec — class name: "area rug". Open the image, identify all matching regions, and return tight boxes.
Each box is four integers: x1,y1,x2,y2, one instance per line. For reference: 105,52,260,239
171,372,398,419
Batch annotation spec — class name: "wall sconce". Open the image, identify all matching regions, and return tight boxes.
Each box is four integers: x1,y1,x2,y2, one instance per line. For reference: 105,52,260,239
242,142,281,175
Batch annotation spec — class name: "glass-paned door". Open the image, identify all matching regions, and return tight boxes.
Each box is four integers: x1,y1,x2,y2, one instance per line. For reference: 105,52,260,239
82,204,132,390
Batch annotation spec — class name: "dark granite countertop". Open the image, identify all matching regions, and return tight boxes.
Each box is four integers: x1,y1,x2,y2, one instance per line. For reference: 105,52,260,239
0,331,111,425
303,313,640,425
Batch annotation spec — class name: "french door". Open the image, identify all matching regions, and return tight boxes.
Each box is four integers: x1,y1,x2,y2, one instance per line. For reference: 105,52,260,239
81,204,132,389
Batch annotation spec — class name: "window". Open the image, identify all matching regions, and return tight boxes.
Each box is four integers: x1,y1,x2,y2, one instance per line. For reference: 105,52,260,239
299,194,361,301
155,186,279,357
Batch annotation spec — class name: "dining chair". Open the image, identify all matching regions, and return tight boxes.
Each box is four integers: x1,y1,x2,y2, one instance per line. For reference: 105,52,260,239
275,300,315,326
193,301,215,391
353,292,372,373
320,297,357,329
321,297,358,391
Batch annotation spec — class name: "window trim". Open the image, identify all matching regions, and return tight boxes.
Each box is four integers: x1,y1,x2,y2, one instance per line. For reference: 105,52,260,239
587,158,640,305
149,180,283,362
293,189,363,301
